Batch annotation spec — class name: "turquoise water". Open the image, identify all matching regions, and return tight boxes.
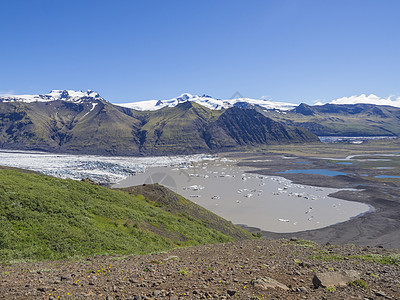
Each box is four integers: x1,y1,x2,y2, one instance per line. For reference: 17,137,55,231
336,162,353,165
278,169,347,176
375,175,400,179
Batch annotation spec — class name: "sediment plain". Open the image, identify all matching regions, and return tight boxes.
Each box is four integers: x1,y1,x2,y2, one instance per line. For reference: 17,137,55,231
233,140,400,249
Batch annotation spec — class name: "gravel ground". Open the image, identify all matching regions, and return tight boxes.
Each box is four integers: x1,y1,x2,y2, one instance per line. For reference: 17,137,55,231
1,239,399,299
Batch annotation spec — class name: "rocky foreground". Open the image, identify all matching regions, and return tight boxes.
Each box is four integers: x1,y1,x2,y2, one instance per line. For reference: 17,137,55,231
1,239,399,299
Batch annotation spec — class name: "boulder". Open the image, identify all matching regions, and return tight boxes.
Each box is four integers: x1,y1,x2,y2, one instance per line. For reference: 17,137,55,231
313,270,360,288
251,277,289,290
163,256,179,262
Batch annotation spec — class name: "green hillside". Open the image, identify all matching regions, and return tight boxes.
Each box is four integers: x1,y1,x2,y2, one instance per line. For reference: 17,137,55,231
119,184,250,240
0,168,251,262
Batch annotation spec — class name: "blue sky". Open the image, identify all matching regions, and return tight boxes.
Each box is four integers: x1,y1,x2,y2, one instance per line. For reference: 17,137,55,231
1,0,399,104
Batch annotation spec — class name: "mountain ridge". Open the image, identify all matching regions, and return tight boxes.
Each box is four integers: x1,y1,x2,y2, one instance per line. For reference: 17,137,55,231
264,103,400,137
0,98,319,156
2,90,399,156
3,90,400,111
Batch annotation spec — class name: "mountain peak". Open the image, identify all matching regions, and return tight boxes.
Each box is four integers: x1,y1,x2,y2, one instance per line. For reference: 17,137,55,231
47,90,102,100
0,90,103,103
176,93,194,102
294,103,315,115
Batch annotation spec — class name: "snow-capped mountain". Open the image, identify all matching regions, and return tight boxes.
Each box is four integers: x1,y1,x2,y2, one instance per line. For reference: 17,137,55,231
118,93,297,111
0,90,103,103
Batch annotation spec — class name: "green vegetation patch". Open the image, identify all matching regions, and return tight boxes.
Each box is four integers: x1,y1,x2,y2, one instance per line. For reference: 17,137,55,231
0,169,241,262
349,279,370,289
310,252,400,266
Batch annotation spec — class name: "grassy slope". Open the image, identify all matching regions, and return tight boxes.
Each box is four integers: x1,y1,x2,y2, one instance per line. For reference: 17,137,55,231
0,168,251,262
119,184,252,241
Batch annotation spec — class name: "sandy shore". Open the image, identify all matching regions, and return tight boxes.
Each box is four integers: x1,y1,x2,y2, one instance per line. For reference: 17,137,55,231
231,152,400,249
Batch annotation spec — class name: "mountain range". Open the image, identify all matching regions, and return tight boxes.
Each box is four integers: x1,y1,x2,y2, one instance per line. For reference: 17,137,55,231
0,90,318,155
1,90,399,155
118,92,400,137
262,102,400,136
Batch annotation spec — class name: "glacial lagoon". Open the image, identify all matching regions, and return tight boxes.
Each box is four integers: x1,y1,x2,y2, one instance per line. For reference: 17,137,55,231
0,150,371,233
114,158,371,233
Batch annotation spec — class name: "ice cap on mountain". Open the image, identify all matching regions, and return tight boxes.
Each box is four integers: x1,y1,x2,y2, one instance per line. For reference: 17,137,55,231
118,93,297,111
0,90,103,103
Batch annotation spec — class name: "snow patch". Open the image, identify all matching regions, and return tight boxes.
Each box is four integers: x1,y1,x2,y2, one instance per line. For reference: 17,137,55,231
81,103,98,118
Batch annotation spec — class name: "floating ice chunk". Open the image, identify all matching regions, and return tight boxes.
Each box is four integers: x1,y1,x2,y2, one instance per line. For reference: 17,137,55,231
184,185,204,191
278,218,290,222
189,173,201,177
244,193,253,198
211,195,220,200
